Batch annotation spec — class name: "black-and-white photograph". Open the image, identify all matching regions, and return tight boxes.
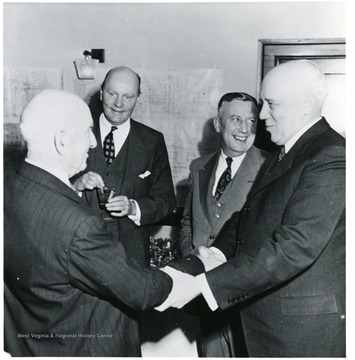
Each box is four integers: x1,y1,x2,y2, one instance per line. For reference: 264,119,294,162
3,0,348,357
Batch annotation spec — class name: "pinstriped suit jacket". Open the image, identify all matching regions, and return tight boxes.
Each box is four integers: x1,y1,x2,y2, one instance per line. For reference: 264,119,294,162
4,162,172,356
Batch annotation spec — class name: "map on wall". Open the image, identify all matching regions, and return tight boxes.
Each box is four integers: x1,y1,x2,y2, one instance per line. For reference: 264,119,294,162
72,68,223,203
4,66,63,147
3,66,222,203
134,69,223,191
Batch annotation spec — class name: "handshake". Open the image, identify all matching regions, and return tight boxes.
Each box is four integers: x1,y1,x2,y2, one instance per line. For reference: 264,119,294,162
154,246,226,312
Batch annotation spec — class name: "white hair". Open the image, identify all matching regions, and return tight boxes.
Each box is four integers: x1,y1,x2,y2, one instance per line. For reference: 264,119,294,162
267,59,328,107
20,89,90,149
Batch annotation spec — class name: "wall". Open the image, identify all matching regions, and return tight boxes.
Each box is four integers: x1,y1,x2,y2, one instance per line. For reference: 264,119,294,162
4,1,345,98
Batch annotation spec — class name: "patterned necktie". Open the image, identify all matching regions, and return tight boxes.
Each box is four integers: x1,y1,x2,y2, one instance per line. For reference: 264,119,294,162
215,157,233,201
103,126,117,166
269,145,286,173
278,145,286,162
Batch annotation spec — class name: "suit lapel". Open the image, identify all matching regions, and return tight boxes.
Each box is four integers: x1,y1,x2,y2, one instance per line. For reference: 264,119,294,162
120,120,148,195
250,118,330,196
224,147,264,210
199,152,219,224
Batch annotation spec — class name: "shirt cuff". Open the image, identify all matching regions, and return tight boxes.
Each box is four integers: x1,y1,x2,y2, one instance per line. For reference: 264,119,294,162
128,199,141,225
196,273,219,311
209,246,227,262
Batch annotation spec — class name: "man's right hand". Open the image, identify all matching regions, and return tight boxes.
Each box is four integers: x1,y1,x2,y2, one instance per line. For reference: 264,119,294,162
73,172,105,191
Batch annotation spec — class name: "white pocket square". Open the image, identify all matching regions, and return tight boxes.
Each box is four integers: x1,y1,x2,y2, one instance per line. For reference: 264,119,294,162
139,171,151,179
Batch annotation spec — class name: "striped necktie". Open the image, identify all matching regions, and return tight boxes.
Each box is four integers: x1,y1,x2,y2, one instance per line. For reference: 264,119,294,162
215,157,233,201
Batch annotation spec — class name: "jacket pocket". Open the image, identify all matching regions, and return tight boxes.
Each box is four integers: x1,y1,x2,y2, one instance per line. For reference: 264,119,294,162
280,294,338,316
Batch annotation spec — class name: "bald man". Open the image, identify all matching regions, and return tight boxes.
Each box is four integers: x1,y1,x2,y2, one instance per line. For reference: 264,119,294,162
3,90,191,356
157,60,345,357
73,66,176,268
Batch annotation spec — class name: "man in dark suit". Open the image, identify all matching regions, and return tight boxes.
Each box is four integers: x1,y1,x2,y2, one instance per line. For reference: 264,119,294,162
73,66,176,267
156,60,345,357
3,90,192,356
180,92,267,356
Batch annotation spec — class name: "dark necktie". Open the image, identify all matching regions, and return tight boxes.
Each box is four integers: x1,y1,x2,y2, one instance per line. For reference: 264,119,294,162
215,157,233,201
103,126,117,166
269,145,286,173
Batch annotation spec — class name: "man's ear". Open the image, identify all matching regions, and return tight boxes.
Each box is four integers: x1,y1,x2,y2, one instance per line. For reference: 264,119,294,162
54,131,65,155
213,117,222,133
303,92,316,115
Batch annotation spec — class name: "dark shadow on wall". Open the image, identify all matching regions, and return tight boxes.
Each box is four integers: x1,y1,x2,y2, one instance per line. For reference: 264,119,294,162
88,90,103,121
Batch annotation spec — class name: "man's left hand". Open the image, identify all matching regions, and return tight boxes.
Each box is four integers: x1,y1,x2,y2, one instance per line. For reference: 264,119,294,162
106,195,136,217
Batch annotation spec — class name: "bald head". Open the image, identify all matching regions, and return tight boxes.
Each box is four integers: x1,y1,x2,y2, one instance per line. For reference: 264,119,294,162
260,60,329,146
263,60,328,110
21,90,96,177
100,66,141,126
21,90,91,145
102,66,141,95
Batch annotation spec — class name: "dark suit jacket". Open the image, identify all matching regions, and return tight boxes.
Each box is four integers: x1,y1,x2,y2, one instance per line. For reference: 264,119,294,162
171,119,345,357
180,146,267,256
4,162,172,356
208,118,345,357
82,117,176,266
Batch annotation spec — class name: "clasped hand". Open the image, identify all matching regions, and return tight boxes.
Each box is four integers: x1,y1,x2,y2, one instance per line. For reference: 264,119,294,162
154,266,201,311
72,172,135,216
194,246,226,271
155,246,226,311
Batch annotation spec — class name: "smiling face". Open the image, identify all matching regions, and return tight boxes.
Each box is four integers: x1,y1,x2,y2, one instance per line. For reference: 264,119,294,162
100,68,140,126
214,99,257,157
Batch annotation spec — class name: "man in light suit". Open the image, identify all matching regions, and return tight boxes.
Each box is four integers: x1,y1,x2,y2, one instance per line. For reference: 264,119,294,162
73,66,176,268
157,60,345,357
4,90,192,356
179,92,267,356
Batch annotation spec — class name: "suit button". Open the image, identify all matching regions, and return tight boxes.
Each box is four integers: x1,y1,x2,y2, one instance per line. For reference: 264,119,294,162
237,239,243,245
216,202,222,207
209,235,215,240
215,214,220,218
244,206,250,212
228,296,237,304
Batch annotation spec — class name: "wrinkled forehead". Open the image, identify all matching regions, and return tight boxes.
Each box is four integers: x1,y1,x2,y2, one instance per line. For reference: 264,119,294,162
219,99,258,117
104,69,139,93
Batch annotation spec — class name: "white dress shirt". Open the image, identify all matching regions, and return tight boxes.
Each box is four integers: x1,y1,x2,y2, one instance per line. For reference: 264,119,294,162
284,117,321,154
212,151,247,196
99,114,141,224
199,117,323,311
99,114,131,156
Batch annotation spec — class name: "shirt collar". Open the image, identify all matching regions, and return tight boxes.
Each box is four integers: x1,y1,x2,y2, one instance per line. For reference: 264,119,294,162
284,117,322,153
220,149,247,163
99,113,131,135
25,158,71,188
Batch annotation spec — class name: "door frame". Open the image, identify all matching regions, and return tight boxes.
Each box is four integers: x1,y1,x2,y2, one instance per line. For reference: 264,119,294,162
254,38,346,150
